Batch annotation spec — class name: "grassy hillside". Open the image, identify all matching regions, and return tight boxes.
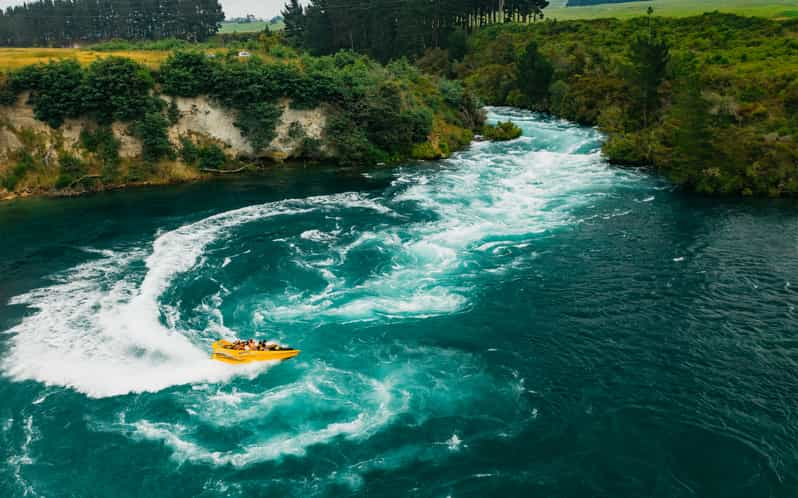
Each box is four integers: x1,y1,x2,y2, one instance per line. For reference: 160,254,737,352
454,13,798,196
545,0,798,20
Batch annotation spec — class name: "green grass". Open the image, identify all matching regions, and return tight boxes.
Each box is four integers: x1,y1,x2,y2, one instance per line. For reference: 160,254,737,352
218,20,284,33
544,0,798,20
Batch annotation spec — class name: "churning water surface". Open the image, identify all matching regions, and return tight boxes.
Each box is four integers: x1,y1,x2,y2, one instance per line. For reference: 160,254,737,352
1,108,797,497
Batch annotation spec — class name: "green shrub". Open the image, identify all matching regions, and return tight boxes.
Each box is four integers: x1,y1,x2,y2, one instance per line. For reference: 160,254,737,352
83,57,154,123
3,151,37,191
167,100,181,124
439,78,465,107
411,142,441,160
180,137,199,164
288,121,305,140
482,121,522,141
159,52,217,97
326,110,385,165
80,127,120,170
234,101,282,151
298,137,324,160
55,153,88,188
134,112,174,162
9,60,84,128
197,144,227,170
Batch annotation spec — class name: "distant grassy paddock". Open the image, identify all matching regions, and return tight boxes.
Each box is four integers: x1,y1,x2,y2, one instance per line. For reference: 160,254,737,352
219,21,284,33
545,0,798,19
0,48,170,71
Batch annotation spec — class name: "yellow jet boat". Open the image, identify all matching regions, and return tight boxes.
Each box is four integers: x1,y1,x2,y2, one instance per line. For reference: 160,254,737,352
211,340,300,365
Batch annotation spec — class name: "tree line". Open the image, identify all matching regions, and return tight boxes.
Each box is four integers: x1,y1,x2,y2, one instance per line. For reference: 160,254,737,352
0,0,225,46
283,0,550,61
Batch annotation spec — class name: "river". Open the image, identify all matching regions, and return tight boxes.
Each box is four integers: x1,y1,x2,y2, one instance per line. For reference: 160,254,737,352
1,108,797,497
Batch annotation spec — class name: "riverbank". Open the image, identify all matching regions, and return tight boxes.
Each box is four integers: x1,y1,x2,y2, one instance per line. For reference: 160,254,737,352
452,13,798,196
0,50,483,201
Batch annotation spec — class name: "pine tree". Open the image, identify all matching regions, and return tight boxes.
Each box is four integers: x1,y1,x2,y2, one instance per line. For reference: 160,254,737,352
628,9,670,128
282,0,306,47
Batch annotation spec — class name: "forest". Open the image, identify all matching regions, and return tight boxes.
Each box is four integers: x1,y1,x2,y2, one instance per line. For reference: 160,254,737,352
0,0,225,46
448,12,798,196
282,0,550,60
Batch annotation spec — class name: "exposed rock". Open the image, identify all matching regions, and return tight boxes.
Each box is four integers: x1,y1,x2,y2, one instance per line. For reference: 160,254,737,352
0,95,328,188
170,97,254,156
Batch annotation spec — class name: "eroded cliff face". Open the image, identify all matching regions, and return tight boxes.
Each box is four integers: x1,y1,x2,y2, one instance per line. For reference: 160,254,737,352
0,94,328,199
169,97,326,160
0,94,326,162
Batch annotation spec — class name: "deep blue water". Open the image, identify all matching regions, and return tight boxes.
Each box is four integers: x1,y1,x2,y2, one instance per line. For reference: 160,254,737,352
1,108,798,497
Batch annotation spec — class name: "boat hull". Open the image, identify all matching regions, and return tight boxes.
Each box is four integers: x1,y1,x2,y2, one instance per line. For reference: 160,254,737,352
211,340,300,364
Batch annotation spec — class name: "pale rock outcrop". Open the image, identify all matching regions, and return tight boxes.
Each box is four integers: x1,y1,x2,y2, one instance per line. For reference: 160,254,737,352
1,95,327,167
169,97,326,160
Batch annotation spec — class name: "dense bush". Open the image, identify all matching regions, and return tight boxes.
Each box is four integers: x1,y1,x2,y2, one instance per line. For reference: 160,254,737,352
159,52,217,97
197,144,227,170
134,112,174,162
234,102,283,152
483,121,523,141
12,60,84,127
55,153,88,188
2,151,38,191
179,137,200,164
80,127,121,172
83,58,155,124
456,13,798,197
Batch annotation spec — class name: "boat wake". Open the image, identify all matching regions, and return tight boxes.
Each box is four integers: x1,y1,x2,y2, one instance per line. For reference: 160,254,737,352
1,108,652,469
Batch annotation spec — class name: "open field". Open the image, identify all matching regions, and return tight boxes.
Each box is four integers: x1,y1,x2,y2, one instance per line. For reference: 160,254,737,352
0,48,171,71
545,0,798,19
218,20,284,33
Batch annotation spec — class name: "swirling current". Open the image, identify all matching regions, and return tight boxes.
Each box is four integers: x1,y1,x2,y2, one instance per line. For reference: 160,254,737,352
1,108,797,497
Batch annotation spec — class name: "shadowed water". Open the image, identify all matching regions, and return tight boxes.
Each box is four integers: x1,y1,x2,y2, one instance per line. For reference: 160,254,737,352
1,108,797,497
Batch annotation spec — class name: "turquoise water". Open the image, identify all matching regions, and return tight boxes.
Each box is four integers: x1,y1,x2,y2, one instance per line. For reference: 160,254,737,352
1,108,797,497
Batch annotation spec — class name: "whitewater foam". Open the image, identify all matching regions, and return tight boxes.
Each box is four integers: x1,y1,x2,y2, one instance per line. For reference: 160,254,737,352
1,193,393,397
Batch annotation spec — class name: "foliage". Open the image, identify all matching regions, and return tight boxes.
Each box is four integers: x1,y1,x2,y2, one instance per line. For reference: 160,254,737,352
180,137,200,165
134,112,174,162
12,60,84,127
517,40,554,105
197,144,227,170
234,102,283,152
483,121,523,140
292,0,549,61
80,127,120,173
83,58,156,123
159,52,217,97
2,35,483,195
55,153,88,189
0,0,224,46
456,13,798,196
2,151,37,191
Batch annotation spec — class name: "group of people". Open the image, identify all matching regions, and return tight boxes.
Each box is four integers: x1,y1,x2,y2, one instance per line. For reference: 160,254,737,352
229,339,284,352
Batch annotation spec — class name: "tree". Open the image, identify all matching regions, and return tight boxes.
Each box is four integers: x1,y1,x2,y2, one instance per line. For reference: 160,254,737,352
628,12,670,128
282,0,306,47
0,0,225,46
516,40,554,105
